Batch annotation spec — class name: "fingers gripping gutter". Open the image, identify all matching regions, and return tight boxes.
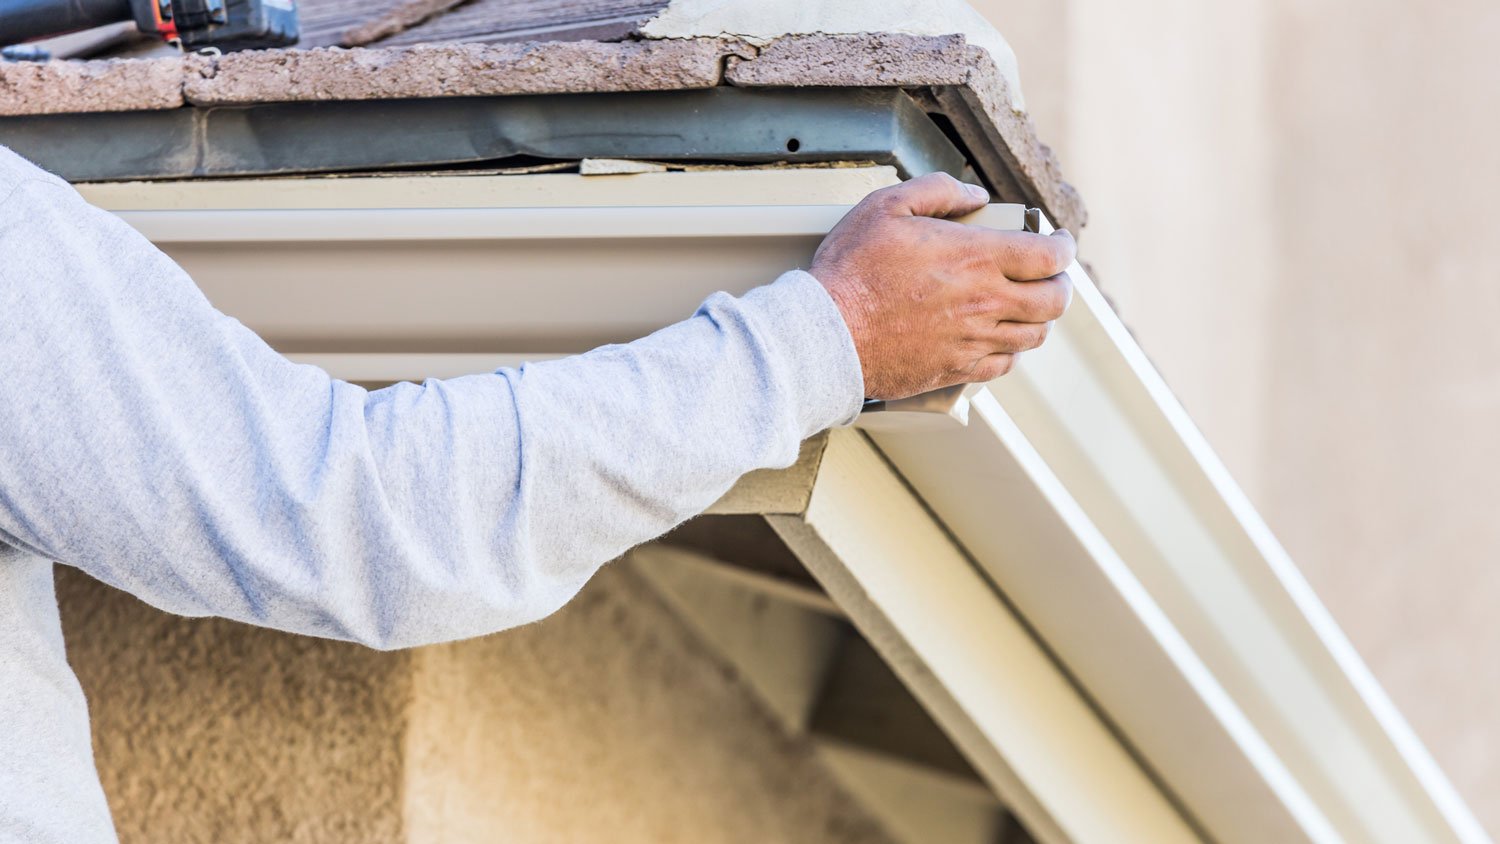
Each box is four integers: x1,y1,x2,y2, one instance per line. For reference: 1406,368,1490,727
880,171,992,219
811,174,1080,400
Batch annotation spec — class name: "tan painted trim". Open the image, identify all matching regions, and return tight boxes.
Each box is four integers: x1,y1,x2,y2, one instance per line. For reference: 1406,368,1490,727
631,543,843,620
78,166,900,210
770,429,1200,844
708,435,830,518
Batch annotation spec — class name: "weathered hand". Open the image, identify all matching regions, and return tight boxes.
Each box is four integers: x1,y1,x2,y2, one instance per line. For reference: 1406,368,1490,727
810,173,1076,401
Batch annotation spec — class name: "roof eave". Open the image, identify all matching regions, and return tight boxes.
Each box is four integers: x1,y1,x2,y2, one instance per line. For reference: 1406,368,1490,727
0,34,1085,230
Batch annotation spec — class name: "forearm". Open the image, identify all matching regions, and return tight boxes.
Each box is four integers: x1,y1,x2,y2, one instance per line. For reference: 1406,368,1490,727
0,161,862,649
300,271,863,648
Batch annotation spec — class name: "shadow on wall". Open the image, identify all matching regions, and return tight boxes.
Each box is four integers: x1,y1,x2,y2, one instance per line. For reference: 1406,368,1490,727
56,563,897,844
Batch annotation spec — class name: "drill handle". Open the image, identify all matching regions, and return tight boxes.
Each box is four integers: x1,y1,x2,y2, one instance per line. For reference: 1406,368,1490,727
0,0,133,44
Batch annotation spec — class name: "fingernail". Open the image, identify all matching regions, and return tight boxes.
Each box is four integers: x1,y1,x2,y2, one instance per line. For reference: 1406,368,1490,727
1054,227,1073,238
964,183,989,202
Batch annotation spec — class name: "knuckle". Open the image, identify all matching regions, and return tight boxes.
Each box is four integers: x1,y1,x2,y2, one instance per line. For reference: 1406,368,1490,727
1003,236,1045,279
998,322,1046,353
997,234,1073,280
948,349,978,377
983,355,1015,379
1045,273,1073,318
925,171,961,189
1020,322,1056,352
1050,240,1074,274
866,186,903,211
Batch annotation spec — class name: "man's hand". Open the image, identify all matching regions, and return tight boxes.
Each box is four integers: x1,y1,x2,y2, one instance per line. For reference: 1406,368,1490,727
810,173,1077,401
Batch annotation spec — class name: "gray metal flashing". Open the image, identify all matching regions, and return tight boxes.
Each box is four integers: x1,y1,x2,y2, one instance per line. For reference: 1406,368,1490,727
0,87,967,183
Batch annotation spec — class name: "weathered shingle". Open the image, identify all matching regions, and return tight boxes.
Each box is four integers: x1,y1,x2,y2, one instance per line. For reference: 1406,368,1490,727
297,0,670,49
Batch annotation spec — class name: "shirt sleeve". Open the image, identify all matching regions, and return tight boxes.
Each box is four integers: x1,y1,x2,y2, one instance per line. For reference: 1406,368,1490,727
0,170,865,650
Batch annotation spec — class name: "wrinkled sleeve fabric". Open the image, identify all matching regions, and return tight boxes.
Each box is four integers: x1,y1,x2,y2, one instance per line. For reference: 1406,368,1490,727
0,166,864,650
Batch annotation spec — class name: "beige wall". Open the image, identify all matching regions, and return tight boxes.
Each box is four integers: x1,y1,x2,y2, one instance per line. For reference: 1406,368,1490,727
977,0,1500,833
59,564,895,844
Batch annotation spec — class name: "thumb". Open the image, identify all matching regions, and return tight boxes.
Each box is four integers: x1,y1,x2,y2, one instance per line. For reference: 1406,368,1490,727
880,172,989,219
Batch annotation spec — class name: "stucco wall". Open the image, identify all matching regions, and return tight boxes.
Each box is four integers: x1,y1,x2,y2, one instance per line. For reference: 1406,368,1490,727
57,566,413,843
976,0,1500,833
1264,0,1500,825
58,563,895,844
404,562,895,844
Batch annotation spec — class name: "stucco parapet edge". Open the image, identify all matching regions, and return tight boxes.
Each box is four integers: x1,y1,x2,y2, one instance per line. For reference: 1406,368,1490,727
0,56,188,117
184,39,751,104
723,34,1084,230
0,34,1083,229
956,43,1086,232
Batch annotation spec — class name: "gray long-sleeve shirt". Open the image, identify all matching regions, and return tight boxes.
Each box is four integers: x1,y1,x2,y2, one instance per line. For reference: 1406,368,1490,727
0,147,865,842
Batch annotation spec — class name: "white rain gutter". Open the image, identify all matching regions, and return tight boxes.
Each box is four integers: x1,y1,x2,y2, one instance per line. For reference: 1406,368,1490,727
92,172,1486,844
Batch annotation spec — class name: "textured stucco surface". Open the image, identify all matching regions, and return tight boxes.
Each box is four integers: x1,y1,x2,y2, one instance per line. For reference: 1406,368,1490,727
724,33,971,87
56,566,412,844
639,0,1026,109
973,0,1500,834
720,34,1084,231
0,57,185,116
1261,1,1500,833
56,561,895,843
184,39,747,104
405,562,896,844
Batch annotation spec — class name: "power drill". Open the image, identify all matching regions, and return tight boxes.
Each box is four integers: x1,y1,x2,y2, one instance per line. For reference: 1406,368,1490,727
1,0,299,53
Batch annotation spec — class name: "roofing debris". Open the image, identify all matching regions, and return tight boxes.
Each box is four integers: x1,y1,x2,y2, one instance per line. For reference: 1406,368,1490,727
372,0,670,48
579,158,669,175
299,0,671,49
340,0,471,48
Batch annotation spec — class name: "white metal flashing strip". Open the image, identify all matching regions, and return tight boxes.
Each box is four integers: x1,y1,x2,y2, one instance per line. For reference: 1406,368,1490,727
93,171,1486,844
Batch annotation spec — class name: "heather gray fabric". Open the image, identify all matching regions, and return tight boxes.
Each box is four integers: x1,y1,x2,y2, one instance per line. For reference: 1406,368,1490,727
0,146,864,842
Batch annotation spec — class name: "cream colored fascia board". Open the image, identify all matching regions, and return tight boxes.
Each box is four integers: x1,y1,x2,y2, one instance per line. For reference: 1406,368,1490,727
90,169,913,362
78,166,901,210
111,204,876,243
888,213,1486,843
770,429,1199,844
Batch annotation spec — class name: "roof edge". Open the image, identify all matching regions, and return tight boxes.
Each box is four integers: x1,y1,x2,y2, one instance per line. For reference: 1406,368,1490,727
0,34,1085,229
